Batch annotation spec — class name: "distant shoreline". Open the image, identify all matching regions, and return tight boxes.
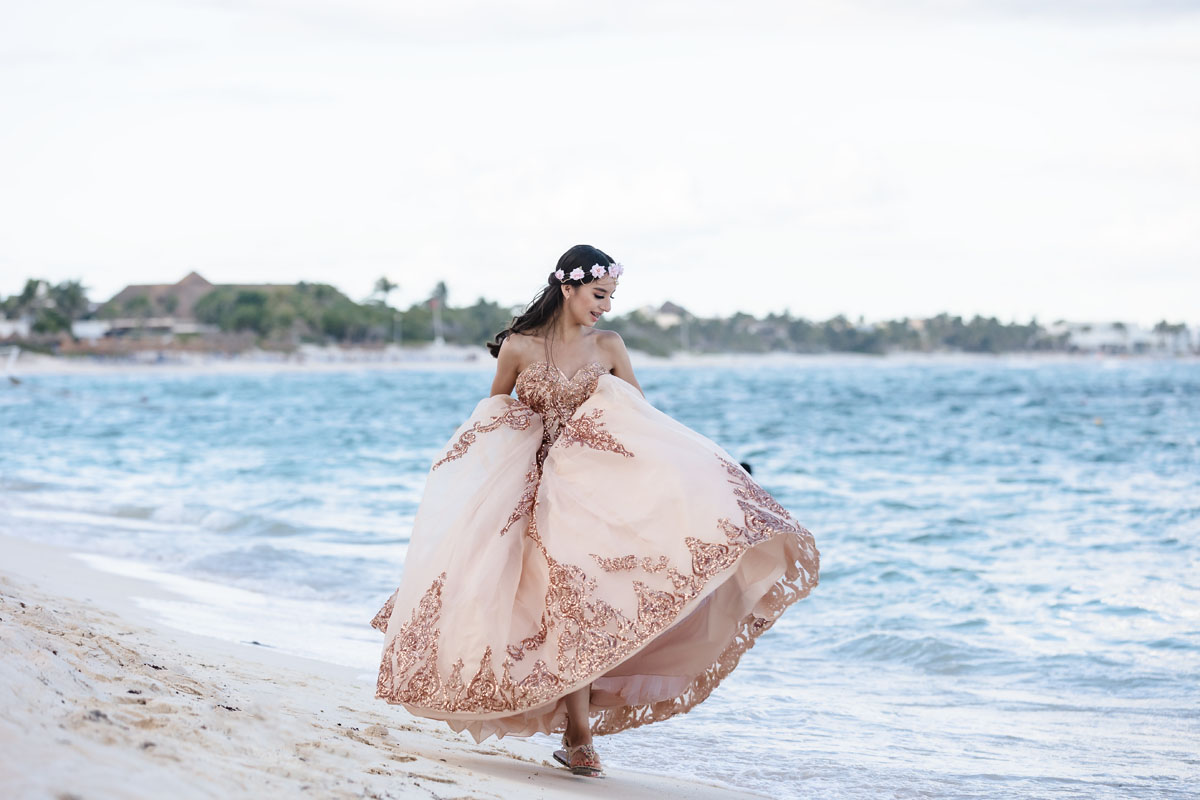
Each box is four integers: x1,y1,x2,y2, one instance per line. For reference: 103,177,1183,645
5,345,1195,378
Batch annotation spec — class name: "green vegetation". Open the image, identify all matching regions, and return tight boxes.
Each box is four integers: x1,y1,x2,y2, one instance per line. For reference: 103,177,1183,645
0,279,88,335
193,283,395,343
598,310,1068,355
188,282,514,347
1,275,1192,355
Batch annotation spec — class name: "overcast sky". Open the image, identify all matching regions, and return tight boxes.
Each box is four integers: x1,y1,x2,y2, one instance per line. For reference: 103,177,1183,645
2,1,1197,325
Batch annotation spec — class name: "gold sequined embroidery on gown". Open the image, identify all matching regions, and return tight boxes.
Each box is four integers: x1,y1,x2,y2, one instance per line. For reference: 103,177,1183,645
371,360,819,742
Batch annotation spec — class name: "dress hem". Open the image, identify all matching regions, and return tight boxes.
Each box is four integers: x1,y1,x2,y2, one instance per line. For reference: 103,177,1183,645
372,531,818,742
589,556,816,737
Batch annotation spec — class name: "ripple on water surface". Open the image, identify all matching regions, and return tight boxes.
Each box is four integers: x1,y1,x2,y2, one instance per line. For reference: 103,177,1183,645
2,358,1197,799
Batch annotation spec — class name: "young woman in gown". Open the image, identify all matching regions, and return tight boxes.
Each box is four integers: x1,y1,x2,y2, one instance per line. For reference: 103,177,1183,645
372,245,820,776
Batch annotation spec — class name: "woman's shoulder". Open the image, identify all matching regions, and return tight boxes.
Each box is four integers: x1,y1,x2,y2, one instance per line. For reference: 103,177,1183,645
592,328,626,353
497,332,543,375
506,330,544,347
501,331,540,355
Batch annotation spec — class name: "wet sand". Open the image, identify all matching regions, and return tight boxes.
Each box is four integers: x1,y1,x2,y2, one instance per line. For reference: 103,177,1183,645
0,534,755,799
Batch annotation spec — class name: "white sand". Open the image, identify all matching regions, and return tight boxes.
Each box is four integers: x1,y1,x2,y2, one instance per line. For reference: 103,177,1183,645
3,345,499,378
5,346,1158,382
0,534,756,799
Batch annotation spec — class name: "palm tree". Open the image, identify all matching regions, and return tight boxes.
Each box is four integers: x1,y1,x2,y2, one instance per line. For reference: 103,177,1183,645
430,281,448,346
374,277,398,304
1153,320,1170,352
49,280,89,320
374,277,401,344
1154,320,1190,354
17,279,43,311
1112,321,1129,352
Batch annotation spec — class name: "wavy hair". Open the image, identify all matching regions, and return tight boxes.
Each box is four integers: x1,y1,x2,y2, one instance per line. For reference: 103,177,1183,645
486,244,616,359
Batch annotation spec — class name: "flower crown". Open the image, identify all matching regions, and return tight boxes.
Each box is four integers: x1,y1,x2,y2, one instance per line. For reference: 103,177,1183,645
553,262,625,284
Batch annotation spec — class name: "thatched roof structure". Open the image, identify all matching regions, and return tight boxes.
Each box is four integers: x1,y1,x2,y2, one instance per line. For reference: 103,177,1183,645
101,271,215,321
100,272,294,321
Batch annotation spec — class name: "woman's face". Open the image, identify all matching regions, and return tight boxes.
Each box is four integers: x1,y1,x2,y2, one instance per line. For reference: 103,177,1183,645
562,276,617,327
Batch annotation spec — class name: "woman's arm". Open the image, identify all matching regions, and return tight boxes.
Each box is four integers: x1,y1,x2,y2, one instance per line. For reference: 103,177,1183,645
600,330,644,397
489,336,521,397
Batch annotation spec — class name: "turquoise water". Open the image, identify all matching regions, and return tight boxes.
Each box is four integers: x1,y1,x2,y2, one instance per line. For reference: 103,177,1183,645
1,357,1197,798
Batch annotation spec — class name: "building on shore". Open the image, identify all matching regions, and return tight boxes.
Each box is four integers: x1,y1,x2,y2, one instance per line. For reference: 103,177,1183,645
75,272,291,342
1047,321,1193,355
631,301,690,329
0,319,31,339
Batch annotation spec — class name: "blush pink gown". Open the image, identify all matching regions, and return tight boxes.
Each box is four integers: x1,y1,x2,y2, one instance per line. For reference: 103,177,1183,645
372,360,820,743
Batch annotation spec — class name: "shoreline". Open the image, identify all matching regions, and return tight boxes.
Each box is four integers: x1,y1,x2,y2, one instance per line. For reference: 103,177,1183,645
0,533,756,799
4,346,1193,378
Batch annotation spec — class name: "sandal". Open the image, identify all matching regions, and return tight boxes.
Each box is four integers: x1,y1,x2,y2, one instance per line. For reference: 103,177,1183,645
552,733,603,777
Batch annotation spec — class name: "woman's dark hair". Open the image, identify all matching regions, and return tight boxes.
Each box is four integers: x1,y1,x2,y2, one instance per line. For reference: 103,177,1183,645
486,244,615,359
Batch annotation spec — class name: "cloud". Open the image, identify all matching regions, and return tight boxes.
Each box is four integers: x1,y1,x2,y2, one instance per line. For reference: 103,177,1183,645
1,1,1198,326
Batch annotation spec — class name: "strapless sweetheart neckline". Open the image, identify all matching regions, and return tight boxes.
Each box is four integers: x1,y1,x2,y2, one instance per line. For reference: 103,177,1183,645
372,346,820,745
517,359,608,384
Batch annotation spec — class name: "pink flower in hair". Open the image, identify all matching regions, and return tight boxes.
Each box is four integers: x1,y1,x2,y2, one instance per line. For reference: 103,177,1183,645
590,264,606,279
569,267,585,281
554,269,565,281
608,262,624,278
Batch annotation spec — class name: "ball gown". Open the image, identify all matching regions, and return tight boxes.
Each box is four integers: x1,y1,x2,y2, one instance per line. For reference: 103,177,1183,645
372,360,820,743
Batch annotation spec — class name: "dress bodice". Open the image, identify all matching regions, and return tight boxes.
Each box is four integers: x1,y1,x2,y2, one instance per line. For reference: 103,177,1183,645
515,360,609,466
374,350,820,746
516,360,608,424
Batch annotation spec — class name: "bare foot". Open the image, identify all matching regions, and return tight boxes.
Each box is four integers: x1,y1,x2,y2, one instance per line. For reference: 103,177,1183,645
562,682,594,747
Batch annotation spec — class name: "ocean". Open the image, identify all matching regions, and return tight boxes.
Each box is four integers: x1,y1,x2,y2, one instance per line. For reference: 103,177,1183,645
1,356,1196,799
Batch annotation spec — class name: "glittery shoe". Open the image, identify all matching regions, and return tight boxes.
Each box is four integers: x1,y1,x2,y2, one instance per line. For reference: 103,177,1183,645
553,733,603,777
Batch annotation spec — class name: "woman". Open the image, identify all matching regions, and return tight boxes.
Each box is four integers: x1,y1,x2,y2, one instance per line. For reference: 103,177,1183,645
372,244,820,776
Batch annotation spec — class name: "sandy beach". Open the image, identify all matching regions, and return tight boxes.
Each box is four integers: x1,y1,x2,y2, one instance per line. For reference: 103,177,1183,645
0,534,754,799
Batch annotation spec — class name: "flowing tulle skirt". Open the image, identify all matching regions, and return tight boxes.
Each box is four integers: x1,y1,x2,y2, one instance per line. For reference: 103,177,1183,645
372,373,819,742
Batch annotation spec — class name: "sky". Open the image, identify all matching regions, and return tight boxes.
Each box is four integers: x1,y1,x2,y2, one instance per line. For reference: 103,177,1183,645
1,1,1198,325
